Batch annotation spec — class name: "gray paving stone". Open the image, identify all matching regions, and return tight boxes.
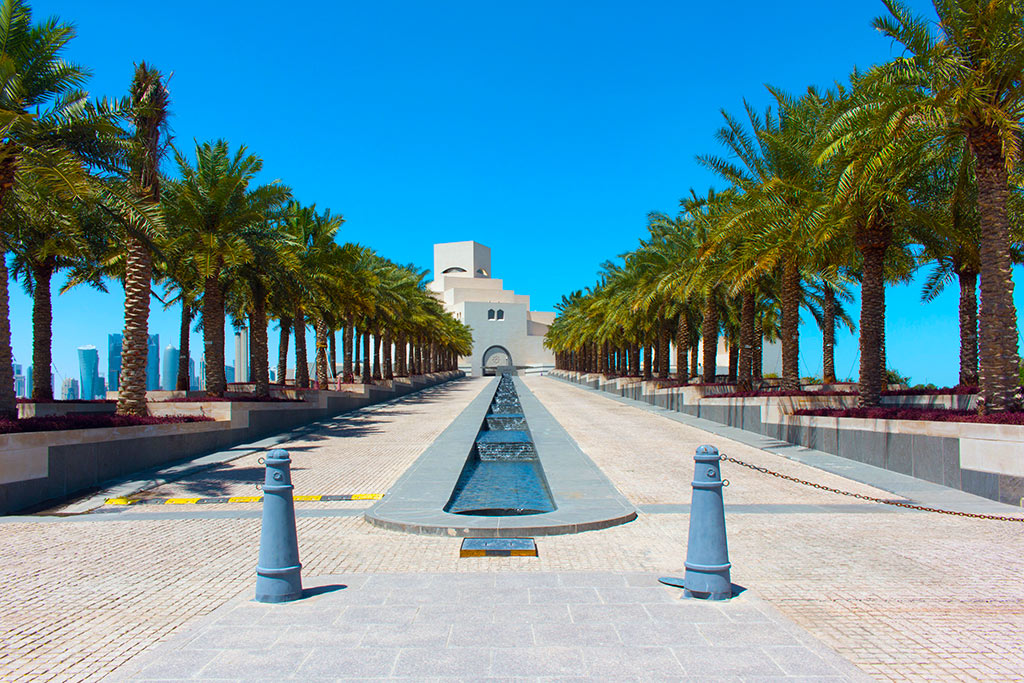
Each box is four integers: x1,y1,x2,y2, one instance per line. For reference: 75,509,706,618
334,605,418,625
557,572,628,587
672,645,785,677
645,602,732,624
180,626,267,650
197,648,308,680
569,603,651,623
529,587,601,604
493,573,562,588
135,650,219,680
596,586,676,604
614,621,704,647
533,622,622,647
362,622,451,648
492,604,573,624
271,625,367,648
413,603,495,625
393,648,492,677
762,645,845,676
697,621,801,646
580,646,685,677
450,622,534,648
457,586,531,605
294,646,399,678
490,647,584,677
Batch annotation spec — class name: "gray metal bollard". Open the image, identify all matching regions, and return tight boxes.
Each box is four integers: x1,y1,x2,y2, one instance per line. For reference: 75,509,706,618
659,444,733,600
254,449,303,603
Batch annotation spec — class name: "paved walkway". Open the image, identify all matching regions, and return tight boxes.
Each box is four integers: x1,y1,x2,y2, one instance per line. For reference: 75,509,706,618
1,375,1022,680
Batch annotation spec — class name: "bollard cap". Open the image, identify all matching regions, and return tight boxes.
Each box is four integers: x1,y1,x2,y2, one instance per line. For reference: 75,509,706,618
694,445,719,461
266,449,290,462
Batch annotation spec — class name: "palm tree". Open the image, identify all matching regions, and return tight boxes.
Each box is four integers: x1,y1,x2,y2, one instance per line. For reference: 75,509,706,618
163,140,290,397
873,0,1024,410
0,0,115,415
117,62,168,414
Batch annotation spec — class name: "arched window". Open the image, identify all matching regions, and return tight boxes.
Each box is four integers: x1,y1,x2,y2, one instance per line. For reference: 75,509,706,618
443,267,467,274
475,268,489,276
487,309,495,320
496,309,504,320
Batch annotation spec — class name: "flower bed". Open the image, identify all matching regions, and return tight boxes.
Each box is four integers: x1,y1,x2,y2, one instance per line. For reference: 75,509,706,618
0,414,214,434
158,395,304,403
16,398,115,404
711,389,857,399
795,406,1024,425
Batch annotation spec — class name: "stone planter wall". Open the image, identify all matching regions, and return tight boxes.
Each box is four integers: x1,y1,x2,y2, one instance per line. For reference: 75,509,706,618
0,371,463,515
552,370,1021,507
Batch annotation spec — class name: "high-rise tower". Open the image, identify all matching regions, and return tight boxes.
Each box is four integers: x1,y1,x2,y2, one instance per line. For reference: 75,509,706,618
146,334,159,391
234,328,249,383
161,345,179,390
107,333,122,391
77,346,99,400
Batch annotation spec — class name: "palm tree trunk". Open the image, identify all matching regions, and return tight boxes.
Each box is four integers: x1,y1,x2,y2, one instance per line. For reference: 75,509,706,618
353,326,361,376
658,319,670,378
277,316,291,385
822,284,836,384
738,290,755,391
315,318,329,388
0,255,15,417
395,333,407,376
629,343,640,376
969,126,1020,411
342,320,354,383
958,268,979,387
361,330,372,383
856,221,891,407
690,342,699,380
294,309,309,388
372,330,382,380
781,259,800,391
176,303,191,391
31,262,54,400
702,291,718,383
329,328,337,379
202,276,227,396
383,331,394,379
753,321,763,381
642,344,653,380
118,237,152,413
675,315,688,379
251,283,270,397
727,338,739,382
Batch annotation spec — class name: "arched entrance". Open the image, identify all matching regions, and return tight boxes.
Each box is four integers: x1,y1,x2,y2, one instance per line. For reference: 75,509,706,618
481,345,513,376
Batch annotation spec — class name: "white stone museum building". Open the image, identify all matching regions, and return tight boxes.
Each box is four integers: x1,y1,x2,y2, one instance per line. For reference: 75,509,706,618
429,241,556,375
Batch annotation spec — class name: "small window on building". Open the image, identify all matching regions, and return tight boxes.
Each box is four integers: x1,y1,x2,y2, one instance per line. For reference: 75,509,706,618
487,309,495,320
476,268,488,276
443,267,467,274
496,309,504,320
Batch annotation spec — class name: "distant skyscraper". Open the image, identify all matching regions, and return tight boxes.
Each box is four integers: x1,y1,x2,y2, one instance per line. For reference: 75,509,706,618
234,328,249,383
96,375,106,398
161,345,179,390
269,368,276,383
61,377,79,400
26,365,32,398
225,365,235,384
198,357,206,391
78,345,99,400
107,333,122,391
188,357,198,391
12,363,25,398
146,334,159,391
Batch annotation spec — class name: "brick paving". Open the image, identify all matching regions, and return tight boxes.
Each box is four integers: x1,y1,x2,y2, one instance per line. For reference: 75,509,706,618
0,374,1021,680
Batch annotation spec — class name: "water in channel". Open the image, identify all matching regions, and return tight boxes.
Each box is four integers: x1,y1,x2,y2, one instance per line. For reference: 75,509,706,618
443,375,556,516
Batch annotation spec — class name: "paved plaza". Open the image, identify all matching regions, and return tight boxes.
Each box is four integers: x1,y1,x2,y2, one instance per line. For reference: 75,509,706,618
2,376,1023,681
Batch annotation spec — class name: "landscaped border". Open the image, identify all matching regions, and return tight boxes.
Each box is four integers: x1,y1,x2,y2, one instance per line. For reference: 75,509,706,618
550,370,1023,507
0,372,463,515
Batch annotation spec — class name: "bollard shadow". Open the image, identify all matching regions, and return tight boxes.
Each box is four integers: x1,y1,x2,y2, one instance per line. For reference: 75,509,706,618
301,584,347,599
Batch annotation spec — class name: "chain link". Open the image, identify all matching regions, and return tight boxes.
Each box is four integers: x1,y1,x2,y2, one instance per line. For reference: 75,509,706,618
719,454,1024,522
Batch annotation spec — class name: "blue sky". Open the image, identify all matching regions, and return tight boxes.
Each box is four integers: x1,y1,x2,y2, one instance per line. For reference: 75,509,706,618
14,0,1021,388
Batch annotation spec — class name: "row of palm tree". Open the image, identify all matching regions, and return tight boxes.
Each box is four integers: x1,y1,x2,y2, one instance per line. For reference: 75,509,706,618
0,0,471,417
546,0,1024,412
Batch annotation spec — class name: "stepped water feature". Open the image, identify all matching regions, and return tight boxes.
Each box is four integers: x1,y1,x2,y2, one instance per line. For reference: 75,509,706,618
443,376,556,516
364,375,636,536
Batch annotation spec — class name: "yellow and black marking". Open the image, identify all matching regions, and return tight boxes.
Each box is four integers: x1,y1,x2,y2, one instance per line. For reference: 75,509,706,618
459,538,537,557
104,493,383,506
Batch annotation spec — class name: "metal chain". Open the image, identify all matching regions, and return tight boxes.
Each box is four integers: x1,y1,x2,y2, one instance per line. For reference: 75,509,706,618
719,454,1024,523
